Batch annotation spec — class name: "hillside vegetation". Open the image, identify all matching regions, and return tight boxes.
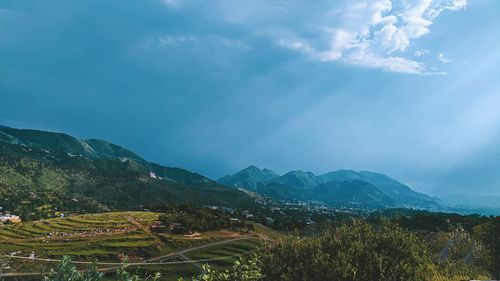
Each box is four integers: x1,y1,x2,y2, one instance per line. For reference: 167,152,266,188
0,126,256,221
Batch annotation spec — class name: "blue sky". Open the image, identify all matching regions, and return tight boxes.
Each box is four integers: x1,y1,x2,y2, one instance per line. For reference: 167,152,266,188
1,0,500,196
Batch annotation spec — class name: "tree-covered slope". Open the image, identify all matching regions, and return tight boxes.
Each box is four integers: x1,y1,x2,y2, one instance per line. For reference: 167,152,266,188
218,165,278,190
0,126,216,187
0,127,256,220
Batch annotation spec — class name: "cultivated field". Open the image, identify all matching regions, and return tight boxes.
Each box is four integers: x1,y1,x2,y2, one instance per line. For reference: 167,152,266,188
0,212,264,280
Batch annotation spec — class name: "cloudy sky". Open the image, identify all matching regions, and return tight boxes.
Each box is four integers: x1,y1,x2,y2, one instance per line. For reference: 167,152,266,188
1,0,499,196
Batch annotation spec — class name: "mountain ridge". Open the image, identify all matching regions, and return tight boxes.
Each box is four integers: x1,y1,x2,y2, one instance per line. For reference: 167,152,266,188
0,126,144,161
219,166,441,210
0,126,256,220
0,125,442,216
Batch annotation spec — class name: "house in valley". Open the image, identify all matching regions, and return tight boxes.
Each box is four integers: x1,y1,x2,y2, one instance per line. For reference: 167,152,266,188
0,212,22,224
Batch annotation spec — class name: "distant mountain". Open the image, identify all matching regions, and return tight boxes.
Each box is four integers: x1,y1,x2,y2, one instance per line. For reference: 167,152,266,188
259,180,396,208
319,170,439,209
219,166,441,210
0,126,256,220
273,170,320,189
313,180,397,208
218,165,278,190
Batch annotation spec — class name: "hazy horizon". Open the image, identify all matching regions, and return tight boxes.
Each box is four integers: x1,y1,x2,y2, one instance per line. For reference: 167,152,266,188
2,0,500,197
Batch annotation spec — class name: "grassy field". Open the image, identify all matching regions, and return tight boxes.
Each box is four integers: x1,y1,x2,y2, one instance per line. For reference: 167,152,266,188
0,212,265,280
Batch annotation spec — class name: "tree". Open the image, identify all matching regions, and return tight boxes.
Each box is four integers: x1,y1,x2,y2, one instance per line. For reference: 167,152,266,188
43,256,161,281
474,217,500,278
0,256,10,281
258,220,437,281
187,221,442,281
44,256,101,281
186,256,262,281
158,213,174,228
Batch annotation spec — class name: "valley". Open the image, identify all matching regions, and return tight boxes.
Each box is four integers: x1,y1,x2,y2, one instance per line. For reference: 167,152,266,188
0,125,498,280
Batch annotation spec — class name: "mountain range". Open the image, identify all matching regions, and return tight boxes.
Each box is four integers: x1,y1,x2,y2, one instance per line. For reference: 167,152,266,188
0,125,255,220
0,125,447,218
219,166,441,209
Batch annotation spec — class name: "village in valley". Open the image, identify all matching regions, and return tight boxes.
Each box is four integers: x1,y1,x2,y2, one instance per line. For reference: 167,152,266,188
0,208,21,224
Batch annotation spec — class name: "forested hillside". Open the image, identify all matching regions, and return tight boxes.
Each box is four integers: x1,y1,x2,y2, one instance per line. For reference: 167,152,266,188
0,127,256,221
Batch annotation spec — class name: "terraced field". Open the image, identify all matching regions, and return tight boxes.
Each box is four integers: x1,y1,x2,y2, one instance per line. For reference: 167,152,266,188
0,212,264,280
186,238,262,269
0,212,160,260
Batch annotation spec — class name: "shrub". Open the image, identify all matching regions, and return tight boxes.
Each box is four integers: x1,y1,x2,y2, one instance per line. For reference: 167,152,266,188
43,256,161,281
257,220,436,281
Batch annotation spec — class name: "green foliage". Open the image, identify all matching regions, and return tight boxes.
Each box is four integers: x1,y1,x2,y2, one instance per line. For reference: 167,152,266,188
0,256,10,279
8,218,496,281
185,221,452,281
371,208,492,232
436,260,491,281
43,256,161,281
257,220,436,281
186,256,262,281
473,217,500,278
157,205,235,234
0,212,161,265
44,256,103,281
192,220,494,281
116,263,161,281
0,141,255,221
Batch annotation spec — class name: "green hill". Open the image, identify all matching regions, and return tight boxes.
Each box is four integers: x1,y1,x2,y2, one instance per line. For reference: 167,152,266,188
0,126,256,220
218,165,278,190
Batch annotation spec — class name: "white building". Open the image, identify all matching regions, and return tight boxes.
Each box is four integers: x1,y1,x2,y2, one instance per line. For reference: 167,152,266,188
0,212,21,223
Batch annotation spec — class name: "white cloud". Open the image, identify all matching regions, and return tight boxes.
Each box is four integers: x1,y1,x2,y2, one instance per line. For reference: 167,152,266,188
276,0,466,74
348,50,427,74
437,53,452,63
165,0,466,74
414,50,429,56
278,39,314,54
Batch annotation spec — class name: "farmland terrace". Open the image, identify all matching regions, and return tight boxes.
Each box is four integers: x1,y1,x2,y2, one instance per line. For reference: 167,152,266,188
0,212,263,280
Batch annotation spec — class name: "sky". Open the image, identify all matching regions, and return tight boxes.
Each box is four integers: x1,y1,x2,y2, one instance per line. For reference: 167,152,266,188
1,0,500,197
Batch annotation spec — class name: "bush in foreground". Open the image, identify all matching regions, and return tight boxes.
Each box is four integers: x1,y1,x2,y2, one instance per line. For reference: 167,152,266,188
256,220,436,281
43,256,161,281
